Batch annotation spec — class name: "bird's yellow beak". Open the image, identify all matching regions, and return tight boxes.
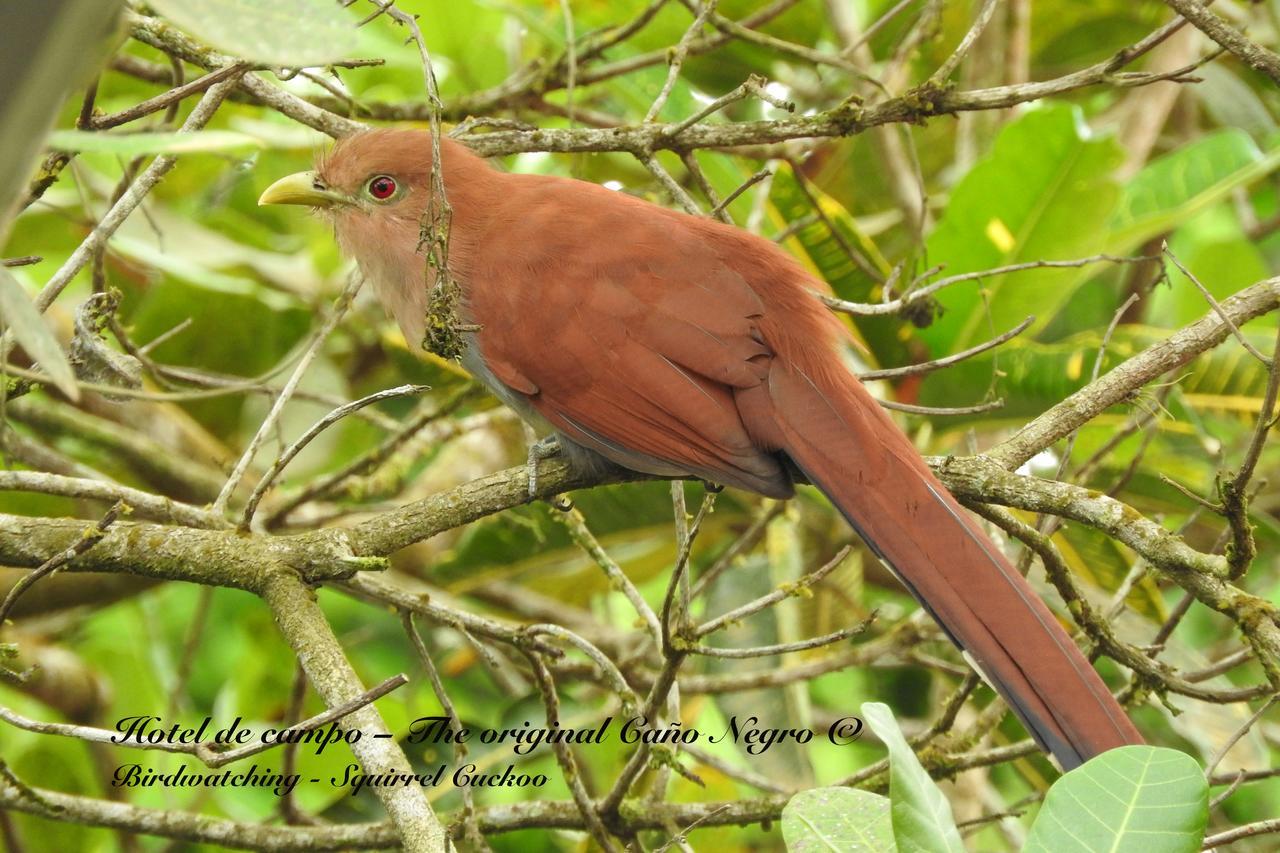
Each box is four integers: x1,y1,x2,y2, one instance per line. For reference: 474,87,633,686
258,171,348,208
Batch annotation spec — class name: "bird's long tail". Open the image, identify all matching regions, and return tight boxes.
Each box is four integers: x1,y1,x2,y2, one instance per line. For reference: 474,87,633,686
765,360,1142,769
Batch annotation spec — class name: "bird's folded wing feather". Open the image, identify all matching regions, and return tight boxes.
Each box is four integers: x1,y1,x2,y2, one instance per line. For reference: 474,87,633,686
464,183,790,494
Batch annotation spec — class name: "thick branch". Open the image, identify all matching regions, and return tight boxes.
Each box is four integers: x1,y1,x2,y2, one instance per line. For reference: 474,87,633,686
259,572,446,851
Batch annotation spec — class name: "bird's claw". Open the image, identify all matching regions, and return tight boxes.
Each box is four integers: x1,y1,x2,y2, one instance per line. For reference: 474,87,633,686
526,434,563,497
701,480,724,494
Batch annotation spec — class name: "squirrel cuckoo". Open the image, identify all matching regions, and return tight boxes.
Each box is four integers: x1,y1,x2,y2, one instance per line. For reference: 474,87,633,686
260,128,1142,769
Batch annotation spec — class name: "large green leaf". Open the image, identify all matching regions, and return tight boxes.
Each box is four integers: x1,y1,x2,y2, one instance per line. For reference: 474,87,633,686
147,0,359,66
0,267,78,400
861,702,965,853
1024,746,1208,853
782,787,896,853
1108,129,1280,252
921,103,1124,353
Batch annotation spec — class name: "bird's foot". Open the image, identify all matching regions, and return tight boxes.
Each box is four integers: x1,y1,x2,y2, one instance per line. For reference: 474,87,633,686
526,434,563,497
700,480,724,494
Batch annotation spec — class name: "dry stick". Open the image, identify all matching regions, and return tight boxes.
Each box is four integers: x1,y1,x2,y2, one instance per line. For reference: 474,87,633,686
967,503,1264,703
522,650,621,853
880,398,1003,416
825,254,1154,316
559,0,577,127
0,501,125,626
239,384,429,529
212,273,364,516
1208,769,1247,811
524,624,642,714
0,675,407,769
401,613,488,852
0,361,343,405
687,617,874,658
1185,648,1256,683
277,664,314,827
860,316,1034,381
1204,695,1278,780
674,742,791,793
264,385,480,526
1232,320,1280,491
645,0,718,123
491,0,797,109
1203,818,1280,850
598,493,714,819
694,545,851,638
0,777,400,852
0,471,218,528
1018,290,1141,569
841,0,915,57
555,507,663,644
168,586,215,714
341,573,564,657
1164,244,1272,365
673,0,863,75
690,501,784,598
91,62,249,129
144,361,401,428
928,0,1002,85
127,7,1189,152
662,74,794,138
679,150,729,221
710,166,772,219
638,152,702,214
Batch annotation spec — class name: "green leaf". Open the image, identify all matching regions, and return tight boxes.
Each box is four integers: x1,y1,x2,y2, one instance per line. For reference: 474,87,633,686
783,787,896,853
0,267,78,401
922,103,1124,354
47,129,264,156
1024,745,1208,853
1109,129,1280,253
147,0,359,67
861,702,965,853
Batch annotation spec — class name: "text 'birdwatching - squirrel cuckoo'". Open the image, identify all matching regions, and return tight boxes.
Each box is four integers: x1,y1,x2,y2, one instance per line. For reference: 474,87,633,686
260,128,1143,770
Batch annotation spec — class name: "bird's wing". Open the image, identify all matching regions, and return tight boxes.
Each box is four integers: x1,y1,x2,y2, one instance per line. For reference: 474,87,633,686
464,183,791,495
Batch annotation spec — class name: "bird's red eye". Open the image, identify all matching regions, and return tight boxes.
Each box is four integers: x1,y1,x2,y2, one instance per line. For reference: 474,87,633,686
367,175,397,200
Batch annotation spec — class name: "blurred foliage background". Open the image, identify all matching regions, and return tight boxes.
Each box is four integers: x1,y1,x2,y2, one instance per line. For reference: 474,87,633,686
2,0,1280,850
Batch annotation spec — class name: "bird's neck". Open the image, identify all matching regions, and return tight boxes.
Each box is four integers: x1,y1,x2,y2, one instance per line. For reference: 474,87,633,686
357,137,502,353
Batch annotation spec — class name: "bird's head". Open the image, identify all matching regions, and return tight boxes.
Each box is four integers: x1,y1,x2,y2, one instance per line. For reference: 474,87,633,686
257,128,435,228
259,128,474,347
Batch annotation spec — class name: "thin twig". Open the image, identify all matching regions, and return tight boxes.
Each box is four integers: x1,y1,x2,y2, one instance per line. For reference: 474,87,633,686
645,1,719,123
212,273,364,516
239,384,429,529
1164,244,1271,366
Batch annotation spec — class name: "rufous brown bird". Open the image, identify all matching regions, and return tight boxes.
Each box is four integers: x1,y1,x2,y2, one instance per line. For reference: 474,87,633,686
260,128,1143,769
